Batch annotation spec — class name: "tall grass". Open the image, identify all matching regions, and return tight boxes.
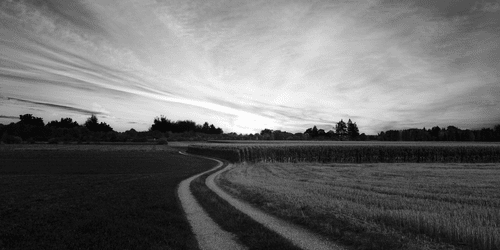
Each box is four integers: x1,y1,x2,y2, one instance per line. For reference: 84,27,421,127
187,144,500,163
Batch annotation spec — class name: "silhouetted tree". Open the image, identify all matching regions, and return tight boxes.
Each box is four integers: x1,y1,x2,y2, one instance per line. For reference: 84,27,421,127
84,115,113,132
327,130,336,139
311,126,318,137
260,128,273,140
215,127,223,134
358,133,368,141
347,119,359,140
202,122,210,133
124,128,138,138
495,125,500,140
19,114,44,127
430,126,441,140
14,114,48,140
479,128,495,141
317,129,326,136
177,120,197,132
304,126,319,138
335,120,347,139
150,116,173,132
84,115,99,131
47,118,79,128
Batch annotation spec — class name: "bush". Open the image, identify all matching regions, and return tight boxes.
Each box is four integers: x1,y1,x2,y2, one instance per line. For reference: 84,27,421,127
1,134,23,144
157,138,168,145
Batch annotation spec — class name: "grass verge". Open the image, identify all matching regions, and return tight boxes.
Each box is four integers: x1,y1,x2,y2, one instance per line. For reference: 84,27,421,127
189,160,302,250
0,145,216,249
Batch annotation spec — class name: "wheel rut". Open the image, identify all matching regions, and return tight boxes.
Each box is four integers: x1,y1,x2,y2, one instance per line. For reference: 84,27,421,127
180,151,345,250
206,162,345,250
177,152,246,250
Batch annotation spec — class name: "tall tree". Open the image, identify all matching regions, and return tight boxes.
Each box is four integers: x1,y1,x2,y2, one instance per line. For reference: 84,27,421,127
347,119,360,139
19,114,44,127
202,122,210,133
335,119,347,139
84,115,99,132
311,126,318,138
151,116,172,132
84,115,113,132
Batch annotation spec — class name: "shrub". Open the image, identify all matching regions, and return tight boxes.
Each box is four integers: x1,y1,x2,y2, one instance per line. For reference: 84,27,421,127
157,138,168,145
1,134,23,144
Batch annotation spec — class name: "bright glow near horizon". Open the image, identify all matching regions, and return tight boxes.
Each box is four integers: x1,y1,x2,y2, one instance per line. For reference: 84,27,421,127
1,0,499,134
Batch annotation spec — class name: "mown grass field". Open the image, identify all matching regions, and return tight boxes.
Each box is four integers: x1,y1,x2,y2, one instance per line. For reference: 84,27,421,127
218,162,500,250
0,144,216,249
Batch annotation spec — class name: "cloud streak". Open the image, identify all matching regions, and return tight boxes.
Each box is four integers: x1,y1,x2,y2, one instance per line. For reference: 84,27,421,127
6,97,106,116
0,115,19,120
1,0,499,133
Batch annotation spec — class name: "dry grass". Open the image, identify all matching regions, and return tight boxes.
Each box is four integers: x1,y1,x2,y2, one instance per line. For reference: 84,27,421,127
219,162,500,250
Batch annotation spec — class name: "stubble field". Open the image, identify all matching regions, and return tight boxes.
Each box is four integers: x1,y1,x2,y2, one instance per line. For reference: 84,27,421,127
218,162,500,250
0,144,216,249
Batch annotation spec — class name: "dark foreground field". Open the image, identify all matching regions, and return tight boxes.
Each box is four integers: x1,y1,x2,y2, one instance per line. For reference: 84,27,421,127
0,145,216,249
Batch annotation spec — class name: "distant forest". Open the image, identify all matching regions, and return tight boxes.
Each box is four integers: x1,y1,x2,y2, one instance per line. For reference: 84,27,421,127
1,114,499,143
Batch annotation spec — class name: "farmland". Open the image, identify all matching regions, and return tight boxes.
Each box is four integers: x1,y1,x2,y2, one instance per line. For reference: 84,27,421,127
0,144,216,249
187,141,500,163
218,162,500,250
186,141,500,249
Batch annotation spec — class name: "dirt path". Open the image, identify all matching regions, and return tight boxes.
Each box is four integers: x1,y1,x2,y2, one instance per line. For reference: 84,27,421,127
177,152,246,250
206,163,346,250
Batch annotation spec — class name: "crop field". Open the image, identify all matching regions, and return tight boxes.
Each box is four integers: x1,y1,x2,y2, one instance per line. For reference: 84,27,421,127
0,144,216,249
188,142,500,163
207,140,500,146
218,162,500,250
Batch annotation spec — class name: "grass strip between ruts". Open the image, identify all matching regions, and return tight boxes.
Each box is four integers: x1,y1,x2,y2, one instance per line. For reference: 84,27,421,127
189,161,302,250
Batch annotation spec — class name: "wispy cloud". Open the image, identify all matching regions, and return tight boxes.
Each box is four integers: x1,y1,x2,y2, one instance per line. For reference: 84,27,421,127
0,115,19,120
6,97,106,116
1,0,499,133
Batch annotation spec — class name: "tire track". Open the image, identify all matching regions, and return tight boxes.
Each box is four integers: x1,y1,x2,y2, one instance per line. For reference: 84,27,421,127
206,163,344,250
182,151,344,250
177,152,247,250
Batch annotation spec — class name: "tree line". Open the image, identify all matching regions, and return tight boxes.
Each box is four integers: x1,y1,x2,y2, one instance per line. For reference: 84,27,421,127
257,119,363,141
0,114,224,144
150,116,223,134
378,126,500,142
2,113,499,143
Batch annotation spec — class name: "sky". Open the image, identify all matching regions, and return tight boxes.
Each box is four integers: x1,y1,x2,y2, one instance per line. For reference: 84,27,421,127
1,0,499,134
